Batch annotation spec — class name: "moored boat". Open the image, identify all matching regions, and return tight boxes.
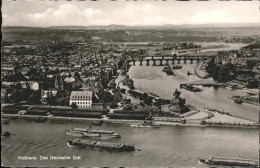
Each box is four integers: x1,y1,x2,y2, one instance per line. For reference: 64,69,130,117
91,120,103,126
198,157,259,168
200,120,207,125
234,99,243,104
83,132,121,139
68,139,135,151
130,122,160,128
35,117,48,123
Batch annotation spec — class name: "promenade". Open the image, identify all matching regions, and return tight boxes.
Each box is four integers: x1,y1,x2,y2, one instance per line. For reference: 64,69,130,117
2,112,259,129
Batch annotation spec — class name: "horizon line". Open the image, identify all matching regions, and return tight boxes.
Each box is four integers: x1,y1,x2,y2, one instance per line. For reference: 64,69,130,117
2,22,260,28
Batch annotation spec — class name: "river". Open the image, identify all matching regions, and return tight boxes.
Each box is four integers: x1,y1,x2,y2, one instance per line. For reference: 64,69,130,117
125,42,258,122
1,119,258,167
128,65,259,122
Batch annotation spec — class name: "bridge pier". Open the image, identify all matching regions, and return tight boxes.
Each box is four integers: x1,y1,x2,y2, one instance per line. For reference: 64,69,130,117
160,60,163,66
140,60,143,66
178,60,180,64
152,60,155,66
146,60,150,66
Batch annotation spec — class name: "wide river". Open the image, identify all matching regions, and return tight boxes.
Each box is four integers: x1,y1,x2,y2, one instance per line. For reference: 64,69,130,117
1,120,258,167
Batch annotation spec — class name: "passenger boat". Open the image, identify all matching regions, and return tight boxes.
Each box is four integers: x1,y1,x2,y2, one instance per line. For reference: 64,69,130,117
68,139,135,151
65,127,121,139
83,132,121,139
199,157,259,168
130,122,160,128
234,99,243,104
65,130,85,137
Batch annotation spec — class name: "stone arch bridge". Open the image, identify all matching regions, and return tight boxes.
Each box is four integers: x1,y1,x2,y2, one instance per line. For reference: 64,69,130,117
126,55,215,66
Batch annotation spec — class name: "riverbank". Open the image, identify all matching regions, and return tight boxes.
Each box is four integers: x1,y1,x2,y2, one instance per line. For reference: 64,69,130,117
194,62,208,79
228,96,259,106
2,113,259,129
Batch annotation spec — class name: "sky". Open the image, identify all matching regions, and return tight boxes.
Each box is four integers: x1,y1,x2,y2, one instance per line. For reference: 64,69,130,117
2,0,260,27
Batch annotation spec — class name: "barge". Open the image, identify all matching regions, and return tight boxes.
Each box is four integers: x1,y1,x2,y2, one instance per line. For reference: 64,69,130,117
68,139,135,151
181,84,202,92
234,99,243,104
199,157,259,167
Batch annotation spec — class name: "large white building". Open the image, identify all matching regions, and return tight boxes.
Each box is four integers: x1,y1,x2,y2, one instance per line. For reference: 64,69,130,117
69,91,93,108
172,42,201,56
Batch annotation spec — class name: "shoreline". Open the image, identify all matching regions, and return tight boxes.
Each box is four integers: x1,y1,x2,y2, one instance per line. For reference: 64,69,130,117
228,96,259,106
2,114,259,129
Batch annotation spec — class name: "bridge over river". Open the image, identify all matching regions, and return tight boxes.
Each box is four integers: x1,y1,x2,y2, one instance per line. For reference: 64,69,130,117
126,53,216,66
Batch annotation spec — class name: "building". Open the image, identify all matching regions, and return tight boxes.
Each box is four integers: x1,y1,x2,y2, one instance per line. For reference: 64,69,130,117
172,42,201,56
69,91,93,108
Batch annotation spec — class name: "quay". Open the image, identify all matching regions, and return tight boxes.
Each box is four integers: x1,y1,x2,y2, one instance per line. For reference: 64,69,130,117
228,96,259,106
199,156,259,168
2,114,259,129
180,79,223,88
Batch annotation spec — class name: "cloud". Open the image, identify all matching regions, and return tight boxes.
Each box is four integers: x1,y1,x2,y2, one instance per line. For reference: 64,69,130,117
23,4,102,26
184,10,234,24
2,2,259,27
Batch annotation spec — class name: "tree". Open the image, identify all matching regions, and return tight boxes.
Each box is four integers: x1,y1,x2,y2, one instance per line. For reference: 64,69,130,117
110,102,118,109
98,90,114,103
113,91,122,103
71,102,78,109
246,61,257,69
126,98,131,104
74,72,81,80
141,93,152,105
212,66,220,80
28,91,41,104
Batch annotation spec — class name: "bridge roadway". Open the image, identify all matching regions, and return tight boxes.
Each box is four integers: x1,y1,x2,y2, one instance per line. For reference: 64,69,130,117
126,55,215,66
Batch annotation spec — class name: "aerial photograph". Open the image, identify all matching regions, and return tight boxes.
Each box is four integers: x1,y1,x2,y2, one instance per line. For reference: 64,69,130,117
1,0,260,167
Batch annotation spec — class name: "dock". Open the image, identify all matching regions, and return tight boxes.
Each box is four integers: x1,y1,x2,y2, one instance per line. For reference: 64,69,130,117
180,79,223,88
199,156,259,167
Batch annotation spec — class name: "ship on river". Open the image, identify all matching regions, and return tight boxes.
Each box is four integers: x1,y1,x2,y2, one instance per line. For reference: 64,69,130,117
199,157,259,167
68,139,135,151
180,84,202,92
65,127,121,139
